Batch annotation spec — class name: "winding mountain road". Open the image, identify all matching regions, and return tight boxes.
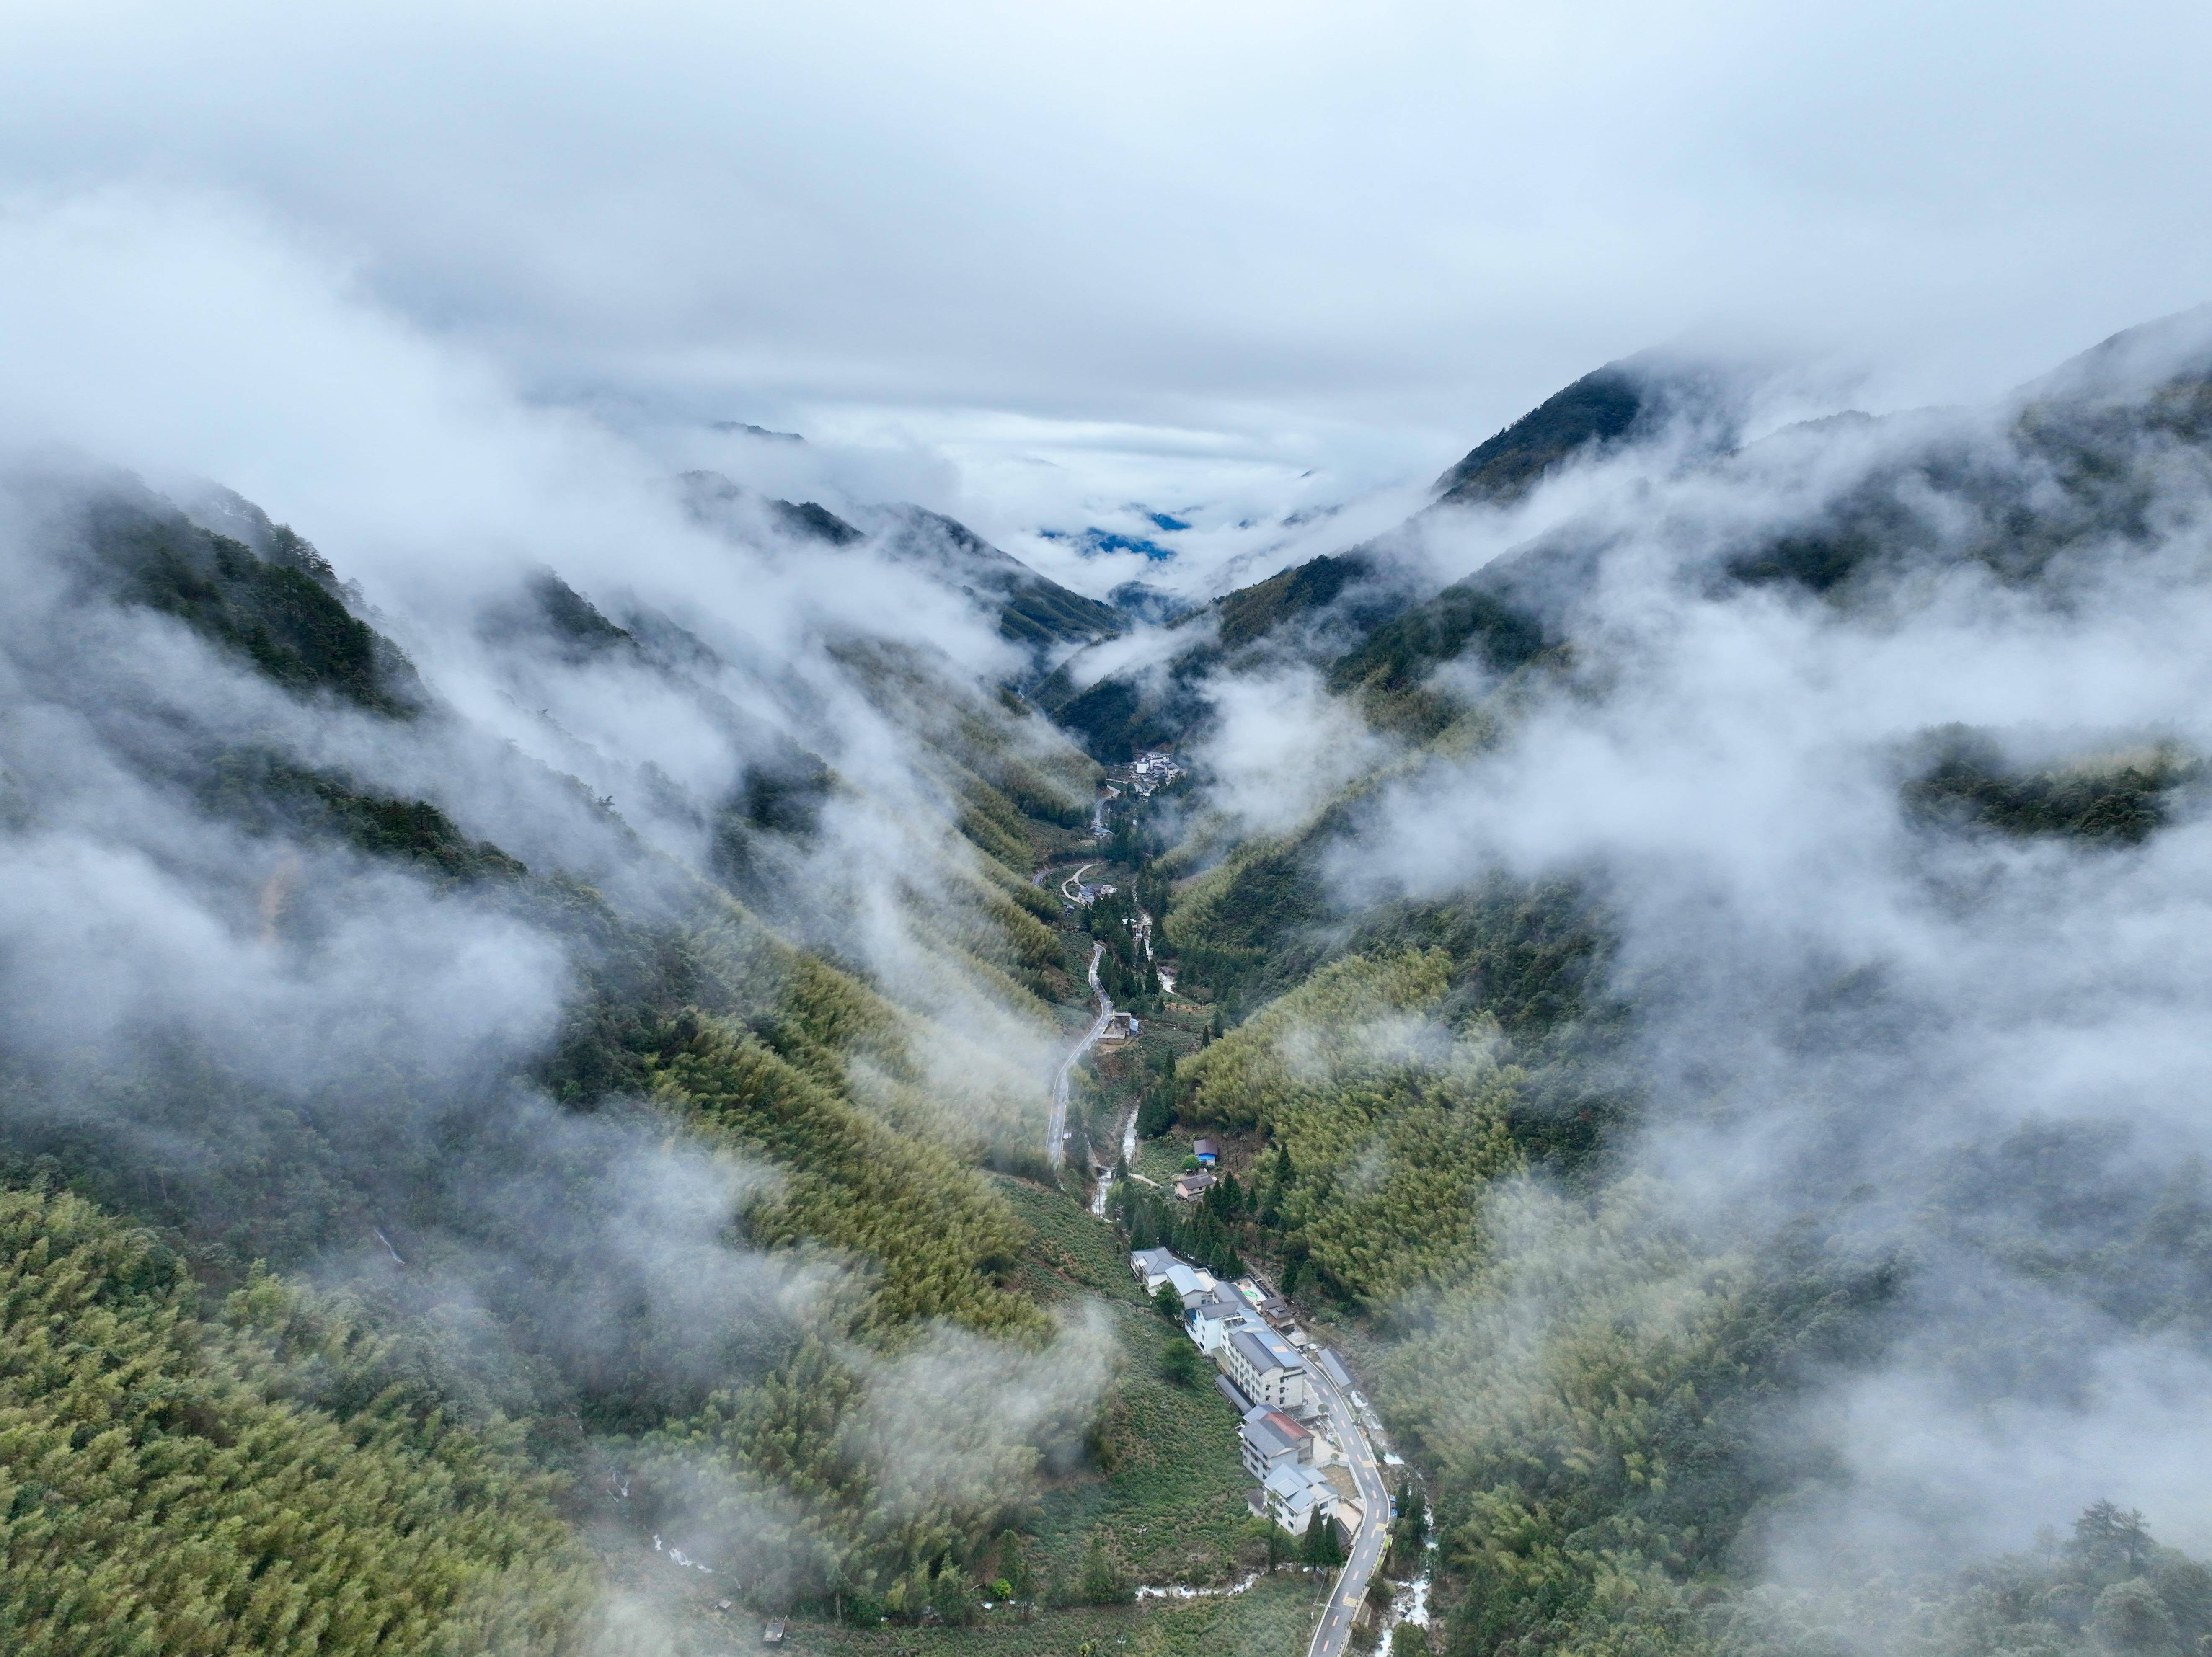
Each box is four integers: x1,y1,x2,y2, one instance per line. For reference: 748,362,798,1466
1306,1355,1393,1657
1041,867,1390,1657
1047,942,1111,1169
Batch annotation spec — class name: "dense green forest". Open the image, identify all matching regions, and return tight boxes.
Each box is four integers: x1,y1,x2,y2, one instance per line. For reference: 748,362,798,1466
1899,726,2199,846
0,1185,594,1656
1091,323,2212,1657
16,310,2212,1657
1178,950,1523,1305
0,471,1138,1651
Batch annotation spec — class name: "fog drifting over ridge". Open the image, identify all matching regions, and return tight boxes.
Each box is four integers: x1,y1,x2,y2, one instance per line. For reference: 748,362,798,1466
7,0,2212,594
0,181,1129,1626
6,9,2212,1637
1277,342,2212,1577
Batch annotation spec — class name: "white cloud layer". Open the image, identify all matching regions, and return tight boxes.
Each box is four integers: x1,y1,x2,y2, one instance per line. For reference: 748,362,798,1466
4,0,2208,581
1321,361,2212,1573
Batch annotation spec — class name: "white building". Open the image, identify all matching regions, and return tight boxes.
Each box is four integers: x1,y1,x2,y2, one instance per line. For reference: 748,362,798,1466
1222,1326,1307,1410
1129,1248,1216,1309
1239,1405,1311,1481
1256,1463,1321,1534
1189,1290,1257,1354
1248,1458,1360,1541
1163,1261,1216,1308
1129,1247,1178,1291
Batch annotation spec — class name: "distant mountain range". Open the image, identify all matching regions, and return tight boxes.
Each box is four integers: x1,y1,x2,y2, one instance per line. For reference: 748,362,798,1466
12,303,2212,1657
1035,311,2212,759
677,469,1123,657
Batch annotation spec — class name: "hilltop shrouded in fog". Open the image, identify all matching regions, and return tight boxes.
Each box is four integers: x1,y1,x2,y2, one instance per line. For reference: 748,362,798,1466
7,5,2212,1655
10,268,2212,1656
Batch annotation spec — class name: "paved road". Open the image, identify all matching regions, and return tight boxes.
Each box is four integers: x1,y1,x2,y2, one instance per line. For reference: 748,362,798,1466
1039,897,1382,1651
1305,1354,1393,1657
1047,942,1111,1169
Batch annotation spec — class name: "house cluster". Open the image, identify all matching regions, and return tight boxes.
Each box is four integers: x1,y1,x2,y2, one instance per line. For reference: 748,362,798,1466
1124,751,1186,797
1129,1245,1361,1543
1168,1137,1218,1201
1062,875,1119,916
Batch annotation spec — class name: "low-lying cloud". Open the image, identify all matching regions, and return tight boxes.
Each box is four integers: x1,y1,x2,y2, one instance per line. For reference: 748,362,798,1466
1331,341,2212,1573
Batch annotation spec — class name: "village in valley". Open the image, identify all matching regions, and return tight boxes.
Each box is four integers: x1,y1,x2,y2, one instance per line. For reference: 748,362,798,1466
1113,749,1186,795
1045,750,1409,1657
615,743,1430,1657
1067,751,1388,1572
1126,1239,1372,1549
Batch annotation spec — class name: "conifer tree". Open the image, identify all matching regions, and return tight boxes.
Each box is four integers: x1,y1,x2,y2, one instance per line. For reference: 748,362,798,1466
1302,1518,1346,1567
1080,1535,1129,1604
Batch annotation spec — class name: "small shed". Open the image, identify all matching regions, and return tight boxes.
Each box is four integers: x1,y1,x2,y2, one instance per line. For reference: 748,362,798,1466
763,1618,788,1644
1191,1137,1220,1166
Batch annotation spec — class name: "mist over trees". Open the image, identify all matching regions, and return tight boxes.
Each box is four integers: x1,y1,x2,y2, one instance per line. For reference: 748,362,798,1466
8,179,2212,1657
1112,312,2212,1657
0,444,1126,1645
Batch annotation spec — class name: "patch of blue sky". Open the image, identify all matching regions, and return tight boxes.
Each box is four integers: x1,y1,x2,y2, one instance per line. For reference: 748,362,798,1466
1038,527,1179,561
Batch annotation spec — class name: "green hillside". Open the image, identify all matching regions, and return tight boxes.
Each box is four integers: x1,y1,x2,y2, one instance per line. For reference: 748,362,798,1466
1071,319,2212,1657
0,1185,594,1657
1432,361,1647,506
0,466,1144,1650
13,302,2212,1657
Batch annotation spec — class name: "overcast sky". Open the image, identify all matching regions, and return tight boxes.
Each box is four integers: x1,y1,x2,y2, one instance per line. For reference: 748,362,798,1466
6,0,2211,575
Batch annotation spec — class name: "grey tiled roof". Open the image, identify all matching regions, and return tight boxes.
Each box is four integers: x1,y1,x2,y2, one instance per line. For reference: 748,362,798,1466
1228,1327,1302,1378
1239,1408,1308,1462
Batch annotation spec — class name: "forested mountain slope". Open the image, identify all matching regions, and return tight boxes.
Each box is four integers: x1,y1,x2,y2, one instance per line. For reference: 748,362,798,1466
678,469,1122,658
1044,316,2212,772
0,1186,594,1657
0,457,1119,1647
14,302,2212,1657
1427,348,1743,508
1093,308,2212,1657
1030,348,1744,761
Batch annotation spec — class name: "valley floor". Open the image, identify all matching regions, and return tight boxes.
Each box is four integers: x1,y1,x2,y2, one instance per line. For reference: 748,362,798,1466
598,1170,1336,1654
786,1572,1328,1657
